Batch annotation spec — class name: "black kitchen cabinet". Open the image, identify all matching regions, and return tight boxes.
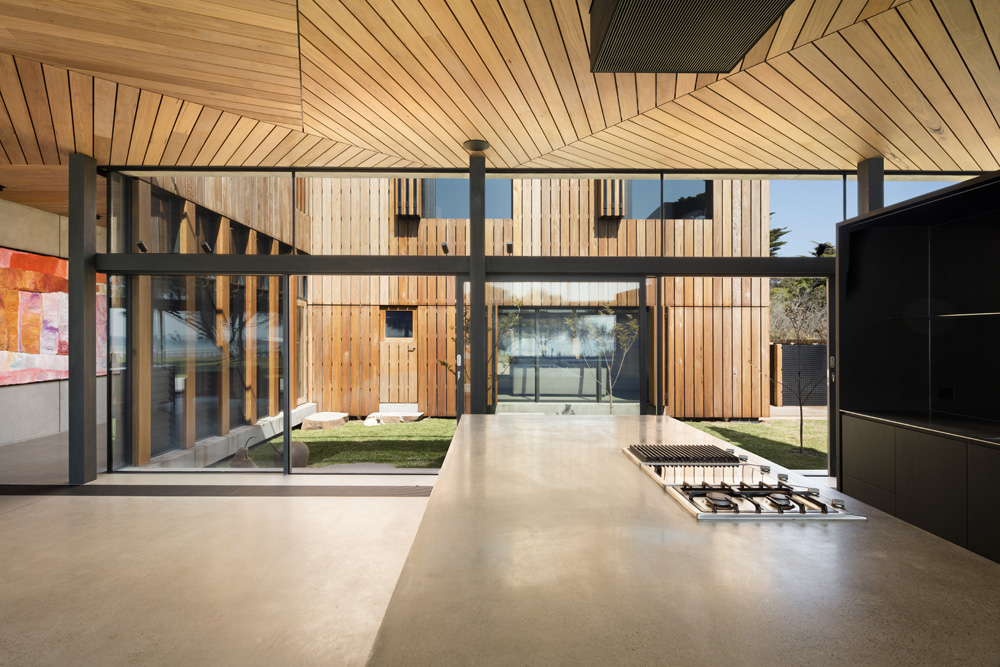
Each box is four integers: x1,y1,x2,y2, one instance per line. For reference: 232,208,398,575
837,172,1000,564
968,444,1000,563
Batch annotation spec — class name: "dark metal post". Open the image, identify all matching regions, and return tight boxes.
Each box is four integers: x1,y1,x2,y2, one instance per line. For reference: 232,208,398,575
638,279,648,414
857,158,884,216
69,153,97,485
281,274,292,474
455,278,465,419
826,275,838,480
655,277,663,413
469,153,487,413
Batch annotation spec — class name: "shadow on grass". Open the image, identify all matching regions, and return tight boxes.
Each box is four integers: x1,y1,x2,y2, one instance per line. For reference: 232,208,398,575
693,425,827,470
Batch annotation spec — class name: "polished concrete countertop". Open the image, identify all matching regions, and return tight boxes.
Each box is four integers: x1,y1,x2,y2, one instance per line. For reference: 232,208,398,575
367,416,1000,666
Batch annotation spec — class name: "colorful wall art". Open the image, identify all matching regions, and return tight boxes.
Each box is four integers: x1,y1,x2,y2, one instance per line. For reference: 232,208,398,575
0,248,107,386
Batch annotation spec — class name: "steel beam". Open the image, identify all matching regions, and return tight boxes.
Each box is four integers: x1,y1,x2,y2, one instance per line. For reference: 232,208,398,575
69,154,97,485
281,275,291,474
485,256,835,278
95,253,470,276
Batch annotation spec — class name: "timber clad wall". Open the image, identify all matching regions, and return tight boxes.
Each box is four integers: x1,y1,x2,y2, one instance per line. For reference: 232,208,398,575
302,178,770,420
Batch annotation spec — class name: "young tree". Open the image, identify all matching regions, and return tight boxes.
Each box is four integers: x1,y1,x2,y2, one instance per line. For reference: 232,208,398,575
768,242,834,453
439,299,522,407
564,304,639,414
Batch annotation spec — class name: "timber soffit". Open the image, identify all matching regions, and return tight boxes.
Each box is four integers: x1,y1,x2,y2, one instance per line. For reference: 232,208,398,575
0,0,998,192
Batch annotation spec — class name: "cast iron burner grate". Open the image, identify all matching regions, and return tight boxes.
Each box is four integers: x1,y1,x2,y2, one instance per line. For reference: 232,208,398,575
627,444,740,465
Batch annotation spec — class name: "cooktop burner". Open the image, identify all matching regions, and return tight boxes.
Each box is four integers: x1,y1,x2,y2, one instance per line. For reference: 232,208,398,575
622,446,865,521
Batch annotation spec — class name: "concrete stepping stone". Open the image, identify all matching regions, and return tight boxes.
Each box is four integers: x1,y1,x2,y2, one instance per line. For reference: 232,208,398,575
302,412,348,430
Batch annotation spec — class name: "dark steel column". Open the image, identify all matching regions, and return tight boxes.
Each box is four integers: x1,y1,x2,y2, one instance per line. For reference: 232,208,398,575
281,274,292,474
826,276,838,479
69,153,97,485
455,278,465,420
638,280,648,414
857,158,884,215
469,153,486,414
655,278,663,414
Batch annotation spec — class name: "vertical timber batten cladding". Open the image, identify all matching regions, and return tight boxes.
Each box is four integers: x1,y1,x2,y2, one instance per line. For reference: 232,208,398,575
125,176,301,465
302,178,769,420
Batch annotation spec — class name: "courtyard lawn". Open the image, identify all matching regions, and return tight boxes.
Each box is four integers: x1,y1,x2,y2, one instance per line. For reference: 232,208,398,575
244,418,456,469
685,419,828,471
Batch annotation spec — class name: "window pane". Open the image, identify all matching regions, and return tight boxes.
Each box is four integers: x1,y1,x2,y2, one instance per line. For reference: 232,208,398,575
385,310,413,338
628,179,661,220
485,179,513,218
663,180,710,219
422,178,513,218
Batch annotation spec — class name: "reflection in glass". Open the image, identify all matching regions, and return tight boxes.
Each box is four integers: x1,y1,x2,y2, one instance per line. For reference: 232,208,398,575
385,310,414,338
422,178,513,218
112,274,284,470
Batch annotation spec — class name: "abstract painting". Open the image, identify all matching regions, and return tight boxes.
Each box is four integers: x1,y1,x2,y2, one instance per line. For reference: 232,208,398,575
0,247,107,385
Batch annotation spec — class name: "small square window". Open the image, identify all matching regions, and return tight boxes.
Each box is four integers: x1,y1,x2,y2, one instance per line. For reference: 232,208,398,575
385,311,414,338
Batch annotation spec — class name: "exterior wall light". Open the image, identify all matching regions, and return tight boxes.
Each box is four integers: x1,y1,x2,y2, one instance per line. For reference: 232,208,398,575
135,240,149,253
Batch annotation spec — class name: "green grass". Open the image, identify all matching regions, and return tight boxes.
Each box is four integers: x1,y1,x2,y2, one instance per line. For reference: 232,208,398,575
685,419,828,470
240,418,457,469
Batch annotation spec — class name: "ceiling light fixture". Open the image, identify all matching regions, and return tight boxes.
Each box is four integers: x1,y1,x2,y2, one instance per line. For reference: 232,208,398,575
463,139,490,153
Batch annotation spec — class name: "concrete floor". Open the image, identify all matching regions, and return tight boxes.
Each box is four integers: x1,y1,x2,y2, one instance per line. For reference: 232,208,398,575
0,473,433,666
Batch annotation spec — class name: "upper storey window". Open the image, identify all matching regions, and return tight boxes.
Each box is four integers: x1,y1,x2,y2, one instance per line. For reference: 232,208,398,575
421,178,513,219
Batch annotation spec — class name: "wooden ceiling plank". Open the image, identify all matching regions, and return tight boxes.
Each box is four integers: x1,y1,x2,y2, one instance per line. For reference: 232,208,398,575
109,84,139,165
302,111,354,147
142,96,183,165
636,74,656,113
616,73,639,120
68,71,93,158
899,0,1000,164
159,100,205,166
241,125,292,167
0,97,25,165
256,131,303,168
868,9,998,168
934,0,1000,125
271,134,323,167
133,0,299,33
811,34,961,169
356,151,392,169
299,44,449,164
662,99,802,169
698,80,844,168
592,73,622,126
525,0,601,136
291,137,340,167
41,64,75,163
311,143,349,168
471,0,570,148
2,57,46,165
1,33,303,107
631,112,752,170
726,69,863,166
770,49,923,169
857,0,896,22
400,0,533,164
92,77,116,164
323,144,365,168
429,0,552,155
557,141,643,170
696,74,720,90
795,0,843,47
304,0,499,165
300,90,407,163
742,21,780,70
227,121,279,167
768,0,816,59
193,111,242,166
299,16,465,165
601,123,716,170
175,107,223,165
0,4,300,74
839,20,982,170
655,74,677,107
127,90,162,166
675,73,697,97
826,0,870,33
577,131,677,170
493,0,584,142
209,117,259,166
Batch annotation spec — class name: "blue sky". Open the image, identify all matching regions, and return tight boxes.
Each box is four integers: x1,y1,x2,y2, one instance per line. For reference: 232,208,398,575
769,179,960,256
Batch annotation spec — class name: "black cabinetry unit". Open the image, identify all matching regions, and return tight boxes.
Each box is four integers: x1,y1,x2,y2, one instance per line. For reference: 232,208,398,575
837,172,1000,564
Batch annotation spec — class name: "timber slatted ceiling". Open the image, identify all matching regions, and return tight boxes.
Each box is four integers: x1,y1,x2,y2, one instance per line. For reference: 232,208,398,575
1,0,996,184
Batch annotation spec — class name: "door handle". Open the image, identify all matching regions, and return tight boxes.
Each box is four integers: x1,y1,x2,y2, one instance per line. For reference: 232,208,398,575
408,347,416,351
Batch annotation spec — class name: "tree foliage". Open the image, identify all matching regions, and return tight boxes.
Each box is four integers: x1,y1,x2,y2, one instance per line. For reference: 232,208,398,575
564,304,639,414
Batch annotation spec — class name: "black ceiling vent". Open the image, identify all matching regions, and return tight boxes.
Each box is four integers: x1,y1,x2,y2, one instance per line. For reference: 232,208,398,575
590,0,794,74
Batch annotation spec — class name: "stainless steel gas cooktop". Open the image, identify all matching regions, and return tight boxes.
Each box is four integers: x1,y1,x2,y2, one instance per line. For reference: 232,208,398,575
624,444,865,521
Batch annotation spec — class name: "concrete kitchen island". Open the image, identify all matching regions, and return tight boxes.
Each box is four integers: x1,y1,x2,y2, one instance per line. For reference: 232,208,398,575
367,416,1000,666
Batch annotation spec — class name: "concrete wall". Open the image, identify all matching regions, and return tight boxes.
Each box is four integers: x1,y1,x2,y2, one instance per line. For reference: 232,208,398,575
0,198,109,445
